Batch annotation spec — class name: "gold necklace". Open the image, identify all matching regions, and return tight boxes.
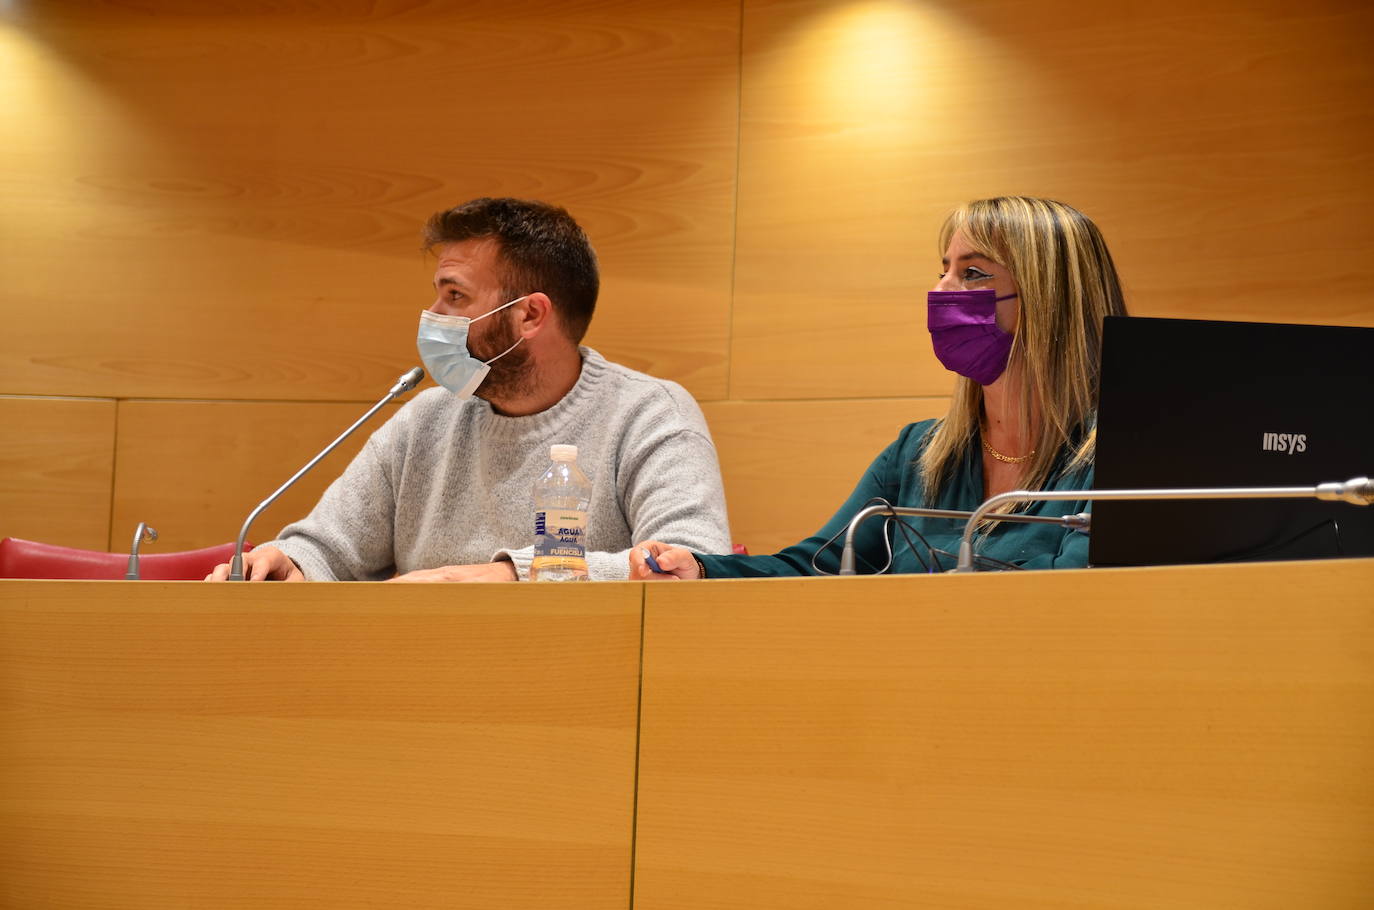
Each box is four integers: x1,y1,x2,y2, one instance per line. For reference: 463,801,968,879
981,436,1035,464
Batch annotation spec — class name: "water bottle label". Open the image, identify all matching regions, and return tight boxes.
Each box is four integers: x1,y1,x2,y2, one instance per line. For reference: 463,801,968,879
533,509,587,559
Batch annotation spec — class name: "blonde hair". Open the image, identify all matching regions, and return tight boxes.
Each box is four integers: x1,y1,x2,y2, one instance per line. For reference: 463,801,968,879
919,196,1128,502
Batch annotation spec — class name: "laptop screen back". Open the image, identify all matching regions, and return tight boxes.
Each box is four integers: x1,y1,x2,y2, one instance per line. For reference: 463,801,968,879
1089,315,1374,567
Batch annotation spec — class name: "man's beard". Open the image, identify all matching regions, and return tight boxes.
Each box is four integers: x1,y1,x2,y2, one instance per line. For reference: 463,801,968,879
471,311,536,402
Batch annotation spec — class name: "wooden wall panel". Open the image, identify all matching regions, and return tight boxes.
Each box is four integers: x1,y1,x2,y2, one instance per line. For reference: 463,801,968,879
0,0,740,402
0,580,642,909
6,0,1374,550
702,397,949,554
729,0,1374,399
110,399,405,554
0,396,116,551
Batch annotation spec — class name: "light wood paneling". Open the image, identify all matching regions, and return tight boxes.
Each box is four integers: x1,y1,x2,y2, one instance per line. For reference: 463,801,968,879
8,0,1374,548
730,0,1374,399
0,579,642,910
110,399,406,553
702,397,949,554
0,396,116,550
636,560,1374,908
1,0,739,401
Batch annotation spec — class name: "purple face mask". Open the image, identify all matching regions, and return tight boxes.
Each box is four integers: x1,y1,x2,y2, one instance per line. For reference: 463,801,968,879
927,289,1018,386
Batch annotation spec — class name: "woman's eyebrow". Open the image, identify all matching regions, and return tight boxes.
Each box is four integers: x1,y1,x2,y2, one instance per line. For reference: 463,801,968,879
940,252,992,267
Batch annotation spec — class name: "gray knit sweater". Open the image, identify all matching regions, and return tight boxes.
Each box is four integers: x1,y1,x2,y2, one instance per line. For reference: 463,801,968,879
264,348,732,580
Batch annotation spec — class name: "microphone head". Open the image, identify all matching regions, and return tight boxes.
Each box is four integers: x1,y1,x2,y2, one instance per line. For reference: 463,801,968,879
1316,476,1373,506
392,367,425,395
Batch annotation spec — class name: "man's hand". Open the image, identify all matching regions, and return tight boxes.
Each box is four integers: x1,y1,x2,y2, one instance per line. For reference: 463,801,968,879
204,546,305,582
629,541,701,580
387,561,519,583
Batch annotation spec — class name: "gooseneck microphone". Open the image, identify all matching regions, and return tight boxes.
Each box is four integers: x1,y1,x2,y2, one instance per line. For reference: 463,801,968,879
836,504,1090,575
227,367,425,581
950,476,1373,573
1316,476,1374,506
125,522,158,581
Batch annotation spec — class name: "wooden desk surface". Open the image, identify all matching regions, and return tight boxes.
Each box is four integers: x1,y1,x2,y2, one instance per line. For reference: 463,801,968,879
3,561,1372,909
635,560,1374,909
0,581,643,910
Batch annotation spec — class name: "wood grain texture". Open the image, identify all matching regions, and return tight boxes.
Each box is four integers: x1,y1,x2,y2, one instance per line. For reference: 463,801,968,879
8,0,1374,549
109,398,409,553
0,579,642,909
1,0,739,401
0,396,117,551
636,560,1374,908
729,0,1374,399
702,397,949,554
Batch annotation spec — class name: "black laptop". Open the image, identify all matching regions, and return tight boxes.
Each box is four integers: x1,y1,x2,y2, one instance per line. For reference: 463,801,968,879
1089,315,1374,567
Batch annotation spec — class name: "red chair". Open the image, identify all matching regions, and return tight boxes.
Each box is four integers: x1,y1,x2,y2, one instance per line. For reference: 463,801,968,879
0,537,251,580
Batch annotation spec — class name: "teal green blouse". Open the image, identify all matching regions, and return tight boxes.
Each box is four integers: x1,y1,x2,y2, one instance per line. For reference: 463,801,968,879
698,419,1093,577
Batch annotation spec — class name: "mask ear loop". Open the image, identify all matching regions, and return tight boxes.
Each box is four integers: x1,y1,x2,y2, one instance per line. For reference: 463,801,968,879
484,334,524,365
468,293,529,325
476,294,532,365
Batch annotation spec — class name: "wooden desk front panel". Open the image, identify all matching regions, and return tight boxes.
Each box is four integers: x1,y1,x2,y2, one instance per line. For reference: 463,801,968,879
0,581,643,910
636,561,1374,908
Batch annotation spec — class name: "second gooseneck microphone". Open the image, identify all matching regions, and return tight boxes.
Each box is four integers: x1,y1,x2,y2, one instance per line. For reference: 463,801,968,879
227,367,424,581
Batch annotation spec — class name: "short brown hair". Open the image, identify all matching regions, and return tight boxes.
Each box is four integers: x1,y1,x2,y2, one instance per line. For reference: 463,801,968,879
422,198,600,342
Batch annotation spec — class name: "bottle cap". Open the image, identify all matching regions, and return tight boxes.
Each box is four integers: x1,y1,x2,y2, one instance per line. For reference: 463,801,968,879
550,444,578,461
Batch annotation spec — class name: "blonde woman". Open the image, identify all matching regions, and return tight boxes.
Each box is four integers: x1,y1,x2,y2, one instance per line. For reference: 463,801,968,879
632,196,1128,577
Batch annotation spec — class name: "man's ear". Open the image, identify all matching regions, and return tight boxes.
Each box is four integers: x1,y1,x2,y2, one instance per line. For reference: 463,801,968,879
514,292,554,339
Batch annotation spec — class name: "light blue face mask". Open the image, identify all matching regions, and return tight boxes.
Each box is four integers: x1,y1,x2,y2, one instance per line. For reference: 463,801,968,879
416,295,527,398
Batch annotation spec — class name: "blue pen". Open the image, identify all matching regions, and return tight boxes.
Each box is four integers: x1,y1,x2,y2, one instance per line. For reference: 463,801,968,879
639,547,666,574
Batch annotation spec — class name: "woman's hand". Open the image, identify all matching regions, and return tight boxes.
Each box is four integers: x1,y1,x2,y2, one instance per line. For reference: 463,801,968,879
629,541,702,580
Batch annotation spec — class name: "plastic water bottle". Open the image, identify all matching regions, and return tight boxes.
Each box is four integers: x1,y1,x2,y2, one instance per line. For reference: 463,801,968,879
530,444,591,582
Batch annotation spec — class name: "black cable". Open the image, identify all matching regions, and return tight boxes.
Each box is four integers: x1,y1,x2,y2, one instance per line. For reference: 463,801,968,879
975,553,1026,572
813,498,1043,576
925,545,1025,572
812,499,948,576
810,497,897,576
885,514,939,573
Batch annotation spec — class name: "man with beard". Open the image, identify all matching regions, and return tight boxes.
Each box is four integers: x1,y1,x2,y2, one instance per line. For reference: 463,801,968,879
207,197,731,582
